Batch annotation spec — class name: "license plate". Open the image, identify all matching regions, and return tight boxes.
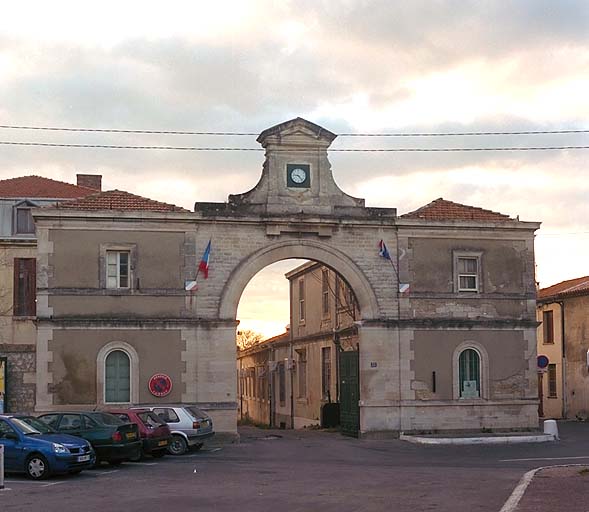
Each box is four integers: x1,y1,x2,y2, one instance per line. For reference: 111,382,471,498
157,440,168,447
126,432,136,440
77,455,91,462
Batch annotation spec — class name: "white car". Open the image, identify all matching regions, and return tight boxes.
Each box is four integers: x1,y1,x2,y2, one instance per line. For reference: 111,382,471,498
132,405,214,455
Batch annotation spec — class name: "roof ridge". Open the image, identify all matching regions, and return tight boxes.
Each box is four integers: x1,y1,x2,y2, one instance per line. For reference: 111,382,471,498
56,188,189,212
401,197,512,221
0,174,97,192
538,275,589,300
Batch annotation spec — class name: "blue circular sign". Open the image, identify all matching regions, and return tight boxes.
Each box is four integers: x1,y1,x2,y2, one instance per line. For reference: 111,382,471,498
537,355,549,369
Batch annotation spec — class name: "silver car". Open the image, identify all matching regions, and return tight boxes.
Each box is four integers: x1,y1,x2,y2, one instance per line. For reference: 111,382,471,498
132,405,214,455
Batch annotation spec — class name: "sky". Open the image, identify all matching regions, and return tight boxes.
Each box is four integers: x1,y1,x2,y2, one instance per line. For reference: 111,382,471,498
1,1,588,338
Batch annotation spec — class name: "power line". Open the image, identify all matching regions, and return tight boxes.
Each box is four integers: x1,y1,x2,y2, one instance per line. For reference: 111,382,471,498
0,124,588,137
1,141,588,152
342,129,589,137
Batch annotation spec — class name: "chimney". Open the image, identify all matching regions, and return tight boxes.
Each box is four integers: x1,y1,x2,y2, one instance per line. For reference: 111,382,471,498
77,174,102,191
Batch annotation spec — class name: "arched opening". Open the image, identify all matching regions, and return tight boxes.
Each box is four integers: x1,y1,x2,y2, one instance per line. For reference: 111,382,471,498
105,350,131,403
234,251,368,436
458,348,480,399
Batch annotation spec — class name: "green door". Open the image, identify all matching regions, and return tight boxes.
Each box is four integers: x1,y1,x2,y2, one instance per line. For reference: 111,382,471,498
339,350,360,437
105,350,130,403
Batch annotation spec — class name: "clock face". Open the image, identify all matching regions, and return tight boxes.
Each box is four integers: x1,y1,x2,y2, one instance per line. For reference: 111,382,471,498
286,163,310,188
291,168,307,184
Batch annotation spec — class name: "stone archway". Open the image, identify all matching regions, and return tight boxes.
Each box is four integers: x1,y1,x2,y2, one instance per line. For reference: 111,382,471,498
219,239,380,322
33,116,540,440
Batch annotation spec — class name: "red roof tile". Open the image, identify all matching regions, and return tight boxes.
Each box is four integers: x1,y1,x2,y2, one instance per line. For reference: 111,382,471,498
401,198,512,222
538,276,589,301
56,189,188,212
0,175,96,199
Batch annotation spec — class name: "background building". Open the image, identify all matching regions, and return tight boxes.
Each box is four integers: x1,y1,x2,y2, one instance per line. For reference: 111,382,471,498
237,262,359,429
0,174,99,412
537,276,589,420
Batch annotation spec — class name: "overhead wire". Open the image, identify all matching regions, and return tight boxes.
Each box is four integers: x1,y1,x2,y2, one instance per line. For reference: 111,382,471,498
0,141,588,152
0,124,588,137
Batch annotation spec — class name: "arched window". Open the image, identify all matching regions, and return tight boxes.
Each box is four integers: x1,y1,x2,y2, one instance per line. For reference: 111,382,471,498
458,348,481,398
105,350,131,403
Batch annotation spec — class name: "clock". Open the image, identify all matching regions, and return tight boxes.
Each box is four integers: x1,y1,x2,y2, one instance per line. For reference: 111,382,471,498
286,163,310,188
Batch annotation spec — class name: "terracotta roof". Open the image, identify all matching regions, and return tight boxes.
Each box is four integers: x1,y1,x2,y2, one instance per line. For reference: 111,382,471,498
56,189,188,212
401,198,512,222
0,175,96,199
538,276,589,301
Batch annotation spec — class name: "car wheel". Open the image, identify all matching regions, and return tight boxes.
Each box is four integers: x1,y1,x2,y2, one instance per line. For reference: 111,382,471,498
26,454,50,480
151,449,166,458
130,447,144,462
167,435,188,455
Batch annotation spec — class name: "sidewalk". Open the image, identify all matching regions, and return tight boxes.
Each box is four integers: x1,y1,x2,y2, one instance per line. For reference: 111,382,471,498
514,465,589,511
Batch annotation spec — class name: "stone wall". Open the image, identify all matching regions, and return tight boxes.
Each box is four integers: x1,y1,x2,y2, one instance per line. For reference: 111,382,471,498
0,343,36,412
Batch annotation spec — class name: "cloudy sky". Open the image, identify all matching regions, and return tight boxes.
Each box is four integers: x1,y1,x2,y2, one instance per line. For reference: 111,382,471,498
1,1,588,337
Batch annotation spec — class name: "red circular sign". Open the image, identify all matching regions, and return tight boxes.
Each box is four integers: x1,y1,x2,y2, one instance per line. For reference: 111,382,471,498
148,374,173,397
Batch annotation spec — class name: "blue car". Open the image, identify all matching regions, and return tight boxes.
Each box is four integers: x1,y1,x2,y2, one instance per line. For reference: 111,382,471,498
0,415,96,479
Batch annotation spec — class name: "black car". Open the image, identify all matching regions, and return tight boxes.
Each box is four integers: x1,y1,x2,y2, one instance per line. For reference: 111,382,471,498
38,411,141,465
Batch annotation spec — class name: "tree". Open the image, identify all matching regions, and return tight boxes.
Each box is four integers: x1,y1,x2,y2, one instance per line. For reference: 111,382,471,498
236,329,264,350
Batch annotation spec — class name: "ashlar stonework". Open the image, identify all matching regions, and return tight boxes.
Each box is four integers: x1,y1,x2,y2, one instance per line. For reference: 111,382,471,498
33,118,540,438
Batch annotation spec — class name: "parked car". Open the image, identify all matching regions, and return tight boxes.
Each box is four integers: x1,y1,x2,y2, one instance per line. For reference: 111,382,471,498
37,411,141,465
0,414,95,479
132,405,214,455
106,408,172,459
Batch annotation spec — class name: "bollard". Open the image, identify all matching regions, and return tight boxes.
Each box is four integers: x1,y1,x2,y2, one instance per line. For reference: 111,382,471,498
543,419,559,440
0,443,4,490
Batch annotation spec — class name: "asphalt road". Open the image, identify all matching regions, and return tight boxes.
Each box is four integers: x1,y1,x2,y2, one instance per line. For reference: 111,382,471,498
1,422,588,511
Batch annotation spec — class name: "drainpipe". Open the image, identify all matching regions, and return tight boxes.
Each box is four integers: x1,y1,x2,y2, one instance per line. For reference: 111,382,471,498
269,346,274,428
557,301,567,418
289,338,295,429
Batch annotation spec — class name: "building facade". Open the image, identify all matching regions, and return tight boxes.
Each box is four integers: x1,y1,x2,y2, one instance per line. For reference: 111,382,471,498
537,277,589,420
33,118,540,438
0,175,99,412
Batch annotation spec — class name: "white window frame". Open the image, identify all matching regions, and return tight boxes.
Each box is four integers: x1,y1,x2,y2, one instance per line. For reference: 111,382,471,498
453,251,483,293
298,278,305,324
452,341,489,400
97,341,139,405
106,250,130,289
100,244,136,290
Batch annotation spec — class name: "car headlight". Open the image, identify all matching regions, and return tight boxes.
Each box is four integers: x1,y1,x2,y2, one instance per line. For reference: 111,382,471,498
52,443,69,454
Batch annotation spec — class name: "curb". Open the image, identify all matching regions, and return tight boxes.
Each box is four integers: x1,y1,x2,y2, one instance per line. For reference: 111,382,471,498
499,464,588,512
399,433,556,445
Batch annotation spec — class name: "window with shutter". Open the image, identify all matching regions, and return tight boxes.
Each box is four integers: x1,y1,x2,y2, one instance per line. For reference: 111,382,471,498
13,258,36,316
15,208,35,234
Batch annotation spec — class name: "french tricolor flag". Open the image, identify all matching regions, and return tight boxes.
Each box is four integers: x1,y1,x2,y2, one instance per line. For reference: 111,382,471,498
198,239,212,279
378,239,391,260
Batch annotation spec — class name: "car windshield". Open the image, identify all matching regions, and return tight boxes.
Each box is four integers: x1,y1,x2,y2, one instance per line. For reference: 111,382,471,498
10,417,45,435
91,412,124,426
138,411,167,428
187,406,207,420
18,416,56,434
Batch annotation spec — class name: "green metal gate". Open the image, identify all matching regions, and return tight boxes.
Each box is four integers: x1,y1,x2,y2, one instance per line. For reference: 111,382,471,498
339,350,360,437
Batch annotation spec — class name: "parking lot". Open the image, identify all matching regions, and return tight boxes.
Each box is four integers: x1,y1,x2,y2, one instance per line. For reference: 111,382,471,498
1,422,589,512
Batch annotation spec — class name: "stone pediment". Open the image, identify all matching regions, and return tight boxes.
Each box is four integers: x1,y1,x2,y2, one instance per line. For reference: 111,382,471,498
227,117,366,216
256,117,337,148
